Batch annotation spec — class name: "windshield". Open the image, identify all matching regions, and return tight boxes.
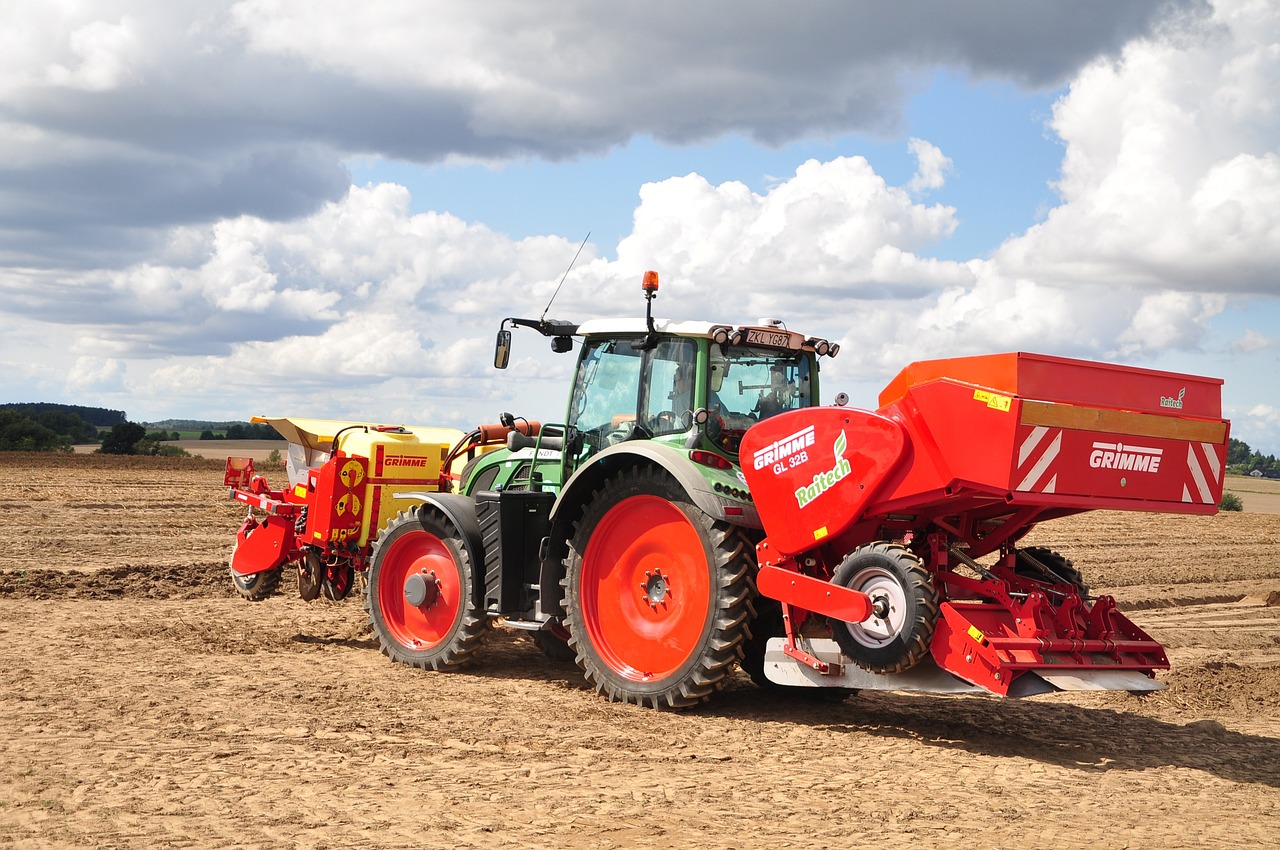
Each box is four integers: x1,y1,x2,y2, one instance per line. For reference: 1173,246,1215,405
566,336,698,456
710,346,811,422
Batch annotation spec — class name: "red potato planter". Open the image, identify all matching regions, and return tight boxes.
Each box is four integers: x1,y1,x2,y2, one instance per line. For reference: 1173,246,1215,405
742,352,1229,696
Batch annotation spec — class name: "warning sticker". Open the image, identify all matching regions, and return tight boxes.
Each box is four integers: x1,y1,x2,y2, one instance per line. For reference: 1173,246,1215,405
973,389,1012,412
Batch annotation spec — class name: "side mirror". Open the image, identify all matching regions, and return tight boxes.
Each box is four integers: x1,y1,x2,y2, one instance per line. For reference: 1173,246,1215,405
494,329,512,369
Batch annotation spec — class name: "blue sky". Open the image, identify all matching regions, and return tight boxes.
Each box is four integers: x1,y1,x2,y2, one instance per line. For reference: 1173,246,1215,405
0,1,1277,455
348,72,1064,264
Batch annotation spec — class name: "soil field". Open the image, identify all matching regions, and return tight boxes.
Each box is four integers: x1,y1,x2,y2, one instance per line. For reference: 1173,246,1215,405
2,453,1279,849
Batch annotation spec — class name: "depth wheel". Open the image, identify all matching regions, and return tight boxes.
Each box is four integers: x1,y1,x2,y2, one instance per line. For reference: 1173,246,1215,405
830,541,937,674
1015,546,1089,597
228,538,282,601
563,467,755,709
321,564,355,601
229,566,282,601
366,507,489,671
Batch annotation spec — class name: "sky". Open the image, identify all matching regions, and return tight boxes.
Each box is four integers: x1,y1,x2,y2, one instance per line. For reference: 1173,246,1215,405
1,0,1278,454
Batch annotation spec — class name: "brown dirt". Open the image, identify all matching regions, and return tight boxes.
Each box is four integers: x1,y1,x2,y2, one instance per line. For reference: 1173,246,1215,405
2,452,1279,849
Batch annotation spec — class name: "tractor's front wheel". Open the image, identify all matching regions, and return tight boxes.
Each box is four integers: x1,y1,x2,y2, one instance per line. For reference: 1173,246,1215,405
830,541,937,673
366,507,489,671
563,467,755,709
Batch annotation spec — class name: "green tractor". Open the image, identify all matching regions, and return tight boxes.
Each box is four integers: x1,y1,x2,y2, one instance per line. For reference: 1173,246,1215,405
365,271,839,707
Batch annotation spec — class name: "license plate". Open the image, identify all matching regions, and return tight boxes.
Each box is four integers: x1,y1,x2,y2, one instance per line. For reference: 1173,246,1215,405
745,329,791,348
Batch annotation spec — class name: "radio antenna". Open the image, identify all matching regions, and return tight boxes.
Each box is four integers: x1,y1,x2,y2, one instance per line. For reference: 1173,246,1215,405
541,231,590,323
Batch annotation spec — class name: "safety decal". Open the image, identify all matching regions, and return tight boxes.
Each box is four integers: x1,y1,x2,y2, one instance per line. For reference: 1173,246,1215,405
973,389,1012,412
1015,426,1061,493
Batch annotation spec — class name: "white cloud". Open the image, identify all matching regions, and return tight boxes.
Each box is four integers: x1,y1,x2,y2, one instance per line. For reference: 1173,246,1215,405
906,138,952,194
995,0,1280,293
66,356,126,393
1230,328,1276,354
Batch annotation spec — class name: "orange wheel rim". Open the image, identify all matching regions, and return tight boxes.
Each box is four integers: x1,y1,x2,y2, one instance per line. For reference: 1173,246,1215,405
580,495,710,682
378,531,463,650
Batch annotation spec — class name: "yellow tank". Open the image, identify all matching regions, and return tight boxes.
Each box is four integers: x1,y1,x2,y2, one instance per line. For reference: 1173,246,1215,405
252,416,469,548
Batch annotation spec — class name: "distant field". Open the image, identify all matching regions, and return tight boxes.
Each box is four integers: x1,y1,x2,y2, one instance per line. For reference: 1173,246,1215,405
1224,473,1280,514
73,439,285,462
172,439,284,462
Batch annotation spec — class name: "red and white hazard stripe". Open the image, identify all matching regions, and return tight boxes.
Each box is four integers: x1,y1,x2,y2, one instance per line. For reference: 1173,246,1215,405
1183,441,1223,504
1015,426,1061,494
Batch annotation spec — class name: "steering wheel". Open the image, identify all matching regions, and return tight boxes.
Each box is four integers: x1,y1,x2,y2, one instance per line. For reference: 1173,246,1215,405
651,410,682,431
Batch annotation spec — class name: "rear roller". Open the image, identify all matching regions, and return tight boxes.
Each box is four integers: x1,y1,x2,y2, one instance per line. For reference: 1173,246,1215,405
366,507,489,671
830,541,937,673
563,467,755,709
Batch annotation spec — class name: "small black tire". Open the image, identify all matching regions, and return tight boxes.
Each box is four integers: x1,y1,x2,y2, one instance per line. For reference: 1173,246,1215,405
230,566,283,601
532,627,577,663
830,541,938,674
366,507,489,671
1015,546,1089,597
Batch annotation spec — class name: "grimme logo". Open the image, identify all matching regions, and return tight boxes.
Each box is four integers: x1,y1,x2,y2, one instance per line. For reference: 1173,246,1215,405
1089,441,1163,473
752,425,815,471
795,431,852,509
385,456,430,468
1160,387,1186,409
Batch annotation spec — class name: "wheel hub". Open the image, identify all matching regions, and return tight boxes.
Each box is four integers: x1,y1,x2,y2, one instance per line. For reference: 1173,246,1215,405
641,569,672,608
404,570,440,608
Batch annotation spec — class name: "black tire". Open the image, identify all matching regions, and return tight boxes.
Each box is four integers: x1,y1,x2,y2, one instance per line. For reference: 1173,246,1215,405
365,507,489,671
830,541,938,673
1015,546,1089,597
298,551,322,601
230,566,283,601
532,627,577,663
563,467,756,709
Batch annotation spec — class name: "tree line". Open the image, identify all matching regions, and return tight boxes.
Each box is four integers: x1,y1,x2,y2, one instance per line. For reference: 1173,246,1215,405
0,403,281,454
1227,437,1279,475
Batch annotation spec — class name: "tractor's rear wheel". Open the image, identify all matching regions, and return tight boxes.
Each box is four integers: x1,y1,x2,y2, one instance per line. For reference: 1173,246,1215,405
563,467,755,709
830,541,937,673
229,566,282,601
1015,546,1089,597
366,507,489,671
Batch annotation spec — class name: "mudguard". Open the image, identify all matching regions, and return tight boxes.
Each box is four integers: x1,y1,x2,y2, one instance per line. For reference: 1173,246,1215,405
383,491,487,609
230,514,294,575
551,441,757,529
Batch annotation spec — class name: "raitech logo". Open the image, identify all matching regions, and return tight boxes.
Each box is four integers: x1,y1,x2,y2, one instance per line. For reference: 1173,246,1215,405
795,431,852,508
1160,387,1186,410
1089,441,1163,473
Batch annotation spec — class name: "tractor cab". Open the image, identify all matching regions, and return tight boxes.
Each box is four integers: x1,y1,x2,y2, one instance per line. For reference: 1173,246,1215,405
495,271,838,482
564,320,818,463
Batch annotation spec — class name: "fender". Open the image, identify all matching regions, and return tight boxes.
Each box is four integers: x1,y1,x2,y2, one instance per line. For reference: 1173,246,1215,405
387,491,486,609
551,441,758,528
